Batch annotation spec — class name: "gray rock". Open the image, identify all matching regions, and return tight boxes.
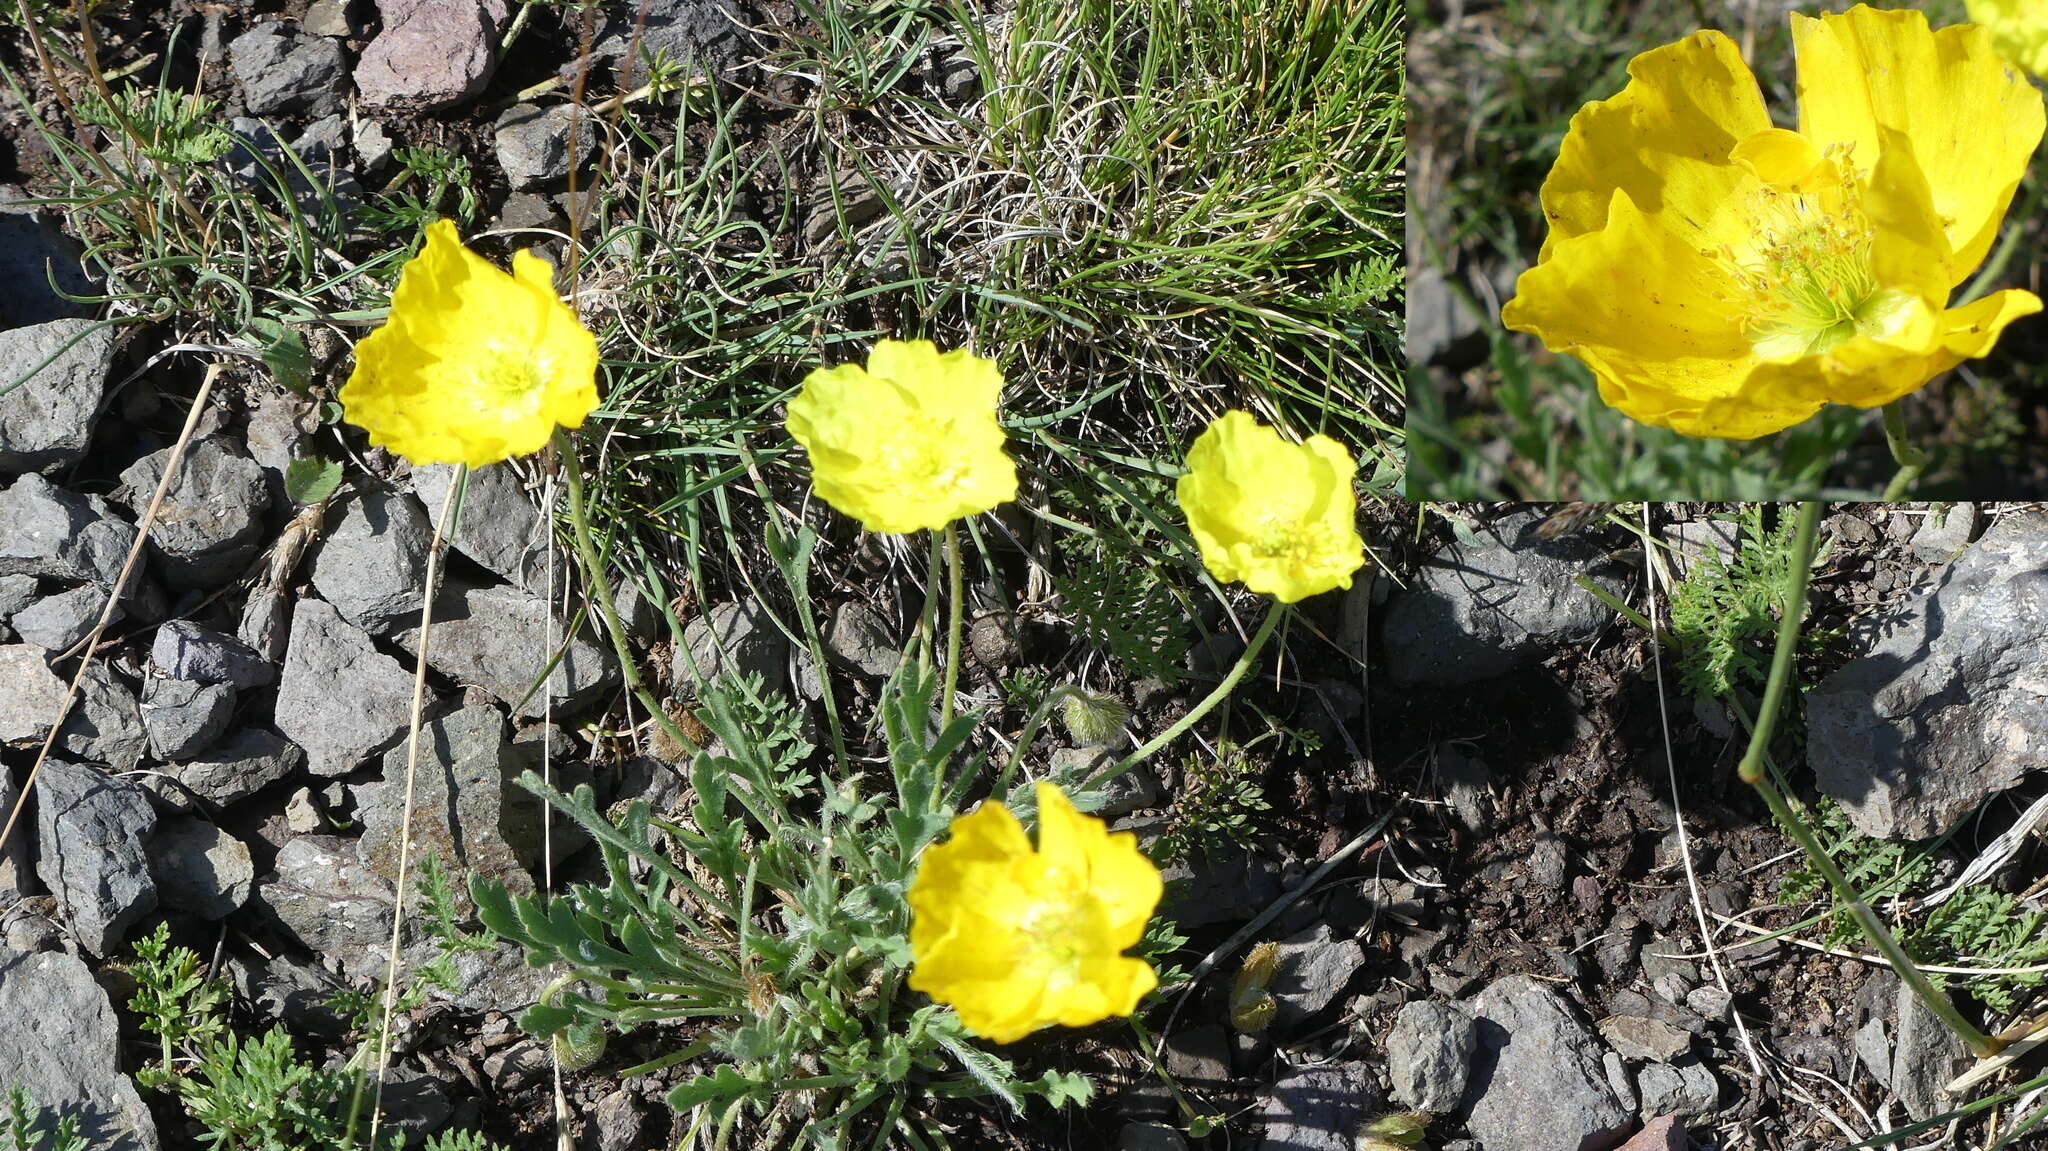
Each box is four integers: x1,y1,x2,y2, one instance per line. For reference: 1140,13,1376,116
0,643,66,741
355,0,507,109
1258,1062,1377,1151
150,727,303,810
1910,504,1977,563
302,0,364,37
1386,1000,1476,1113
589,0,751,86
1665,517,1741,577
1161,845,1282,930
243,390,313,496
1891,980,1969,1121
145,816,253,919
1438,747,1493,832
250,834,401,978
1598,1015,1692,1063
118,436,270,591
411,934,549,1014
355,120,397,176
0,188,97,330
274,598,422,776
677,599,787,691
493,103,597,189
1635,1058,1720,1118
9,582,114,651
0,473,138,589
496,190,561,232
1809,512,2048,838
152,618,276,689
35,759,157,955
228,21,347,115
1053,750,1157,817
484,1040,552,1092
398,581,618,717
1854,1017,1893,1090
356,705,545,909
309,487,432,633
0,948,160,1150
0,768,27,903
414,462,553,589
141,677,236,761
1463,975,1634,1151
1685,985,1732,1021
824,600,898,678
0,573,35,620
594,1090,646,1151
1382,509,1624,685
1270,922,1365,1037
0,319,115,474
231,950,354,1036
1121,1122,1187,1151
57,663,148,770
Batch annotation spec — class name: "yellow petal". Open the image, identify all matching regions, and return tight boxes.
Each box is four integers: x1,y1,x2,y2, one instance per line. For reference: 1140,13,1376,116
1793,5,2045,280
784,342,1017,534
339,220,599,467
1033,783,1163,950
1537,29,1771,259
1968,0,2048,79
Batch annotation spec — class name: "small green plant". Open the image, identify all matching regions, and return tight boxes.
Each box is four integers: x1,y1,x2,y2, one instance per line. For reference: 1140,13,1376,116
1778,799,1934,947
1907,886,2048,1015
1048,475,1196,683
76,82,234,166
361,146,481,236
1153,742,1270,865
472,670,1091,1147
1667,507,1829,700
3,1089,84,1151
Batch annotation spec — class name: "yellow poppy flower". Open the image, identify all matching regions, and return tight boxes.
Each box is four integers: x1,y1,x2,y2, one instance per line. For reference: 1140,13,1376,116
784,340,1017,534
1502,6,2044,439
907,783,1161,1044
1969,0,2048,78
340,219,599,467
1175,410,1365,603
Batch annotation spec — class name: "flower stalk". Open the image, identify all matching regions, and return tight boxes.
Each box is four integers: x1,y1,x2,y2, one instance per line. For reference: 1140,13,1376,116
1879,401,1928,501
1085,600,1286,792
941,523,964,726
556,429,701,759
1737,500,1997,1057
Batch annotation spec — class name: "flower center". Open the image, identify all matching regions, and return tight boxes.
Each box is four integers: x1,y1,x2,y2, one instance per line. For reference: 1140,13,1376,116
1015,872,1092,989
1727,148,1899,359
480,346,547,413
1252,516,1337,570
874,410,965,494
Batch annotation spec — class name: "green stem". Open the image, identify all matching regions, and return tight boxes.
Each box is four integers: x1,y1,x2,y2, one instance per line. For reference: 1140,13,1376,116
941,523,964,726
1880,402,1927,501
1084,600,1286,792
1737,501,1997,1058
555,429,701,759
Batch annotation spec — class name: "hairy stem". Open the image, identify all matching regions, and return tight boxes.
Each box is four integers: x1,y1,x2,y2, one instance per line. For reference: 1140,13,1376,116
941,523,964,726
1738,500,1997,1057
1880,402,1927,501
555,428,700,759
1085,600,1286,792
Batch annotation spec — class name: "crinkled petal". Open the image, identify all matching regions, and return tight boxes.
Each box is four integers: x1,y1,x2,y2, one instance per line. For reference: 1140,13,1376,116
1537,29,1771,258
1967,0,2048,80
1794,5,2045,280
1033,783,1163,950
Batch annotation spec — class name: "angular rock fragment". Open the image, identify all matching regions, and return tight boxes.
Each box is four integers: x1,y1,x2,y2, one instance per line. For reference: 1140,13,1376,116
35,759,158,955
119,436,271,592
400,581,617,717
1810,512,2048,838
274,598,421,776
0,318,115,474
0,948,161,1150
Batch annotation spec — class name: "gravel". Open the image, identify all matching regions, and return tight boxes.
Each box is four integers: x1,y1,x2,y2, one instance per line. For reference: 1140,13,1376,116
0,318,116,474
35,759,158,956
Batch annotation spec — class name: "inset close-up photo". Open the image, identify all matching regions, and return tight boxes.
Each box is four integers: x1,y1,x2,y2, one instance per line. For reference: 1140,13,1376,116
1409,1,2048,500
0,1,1402,1150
